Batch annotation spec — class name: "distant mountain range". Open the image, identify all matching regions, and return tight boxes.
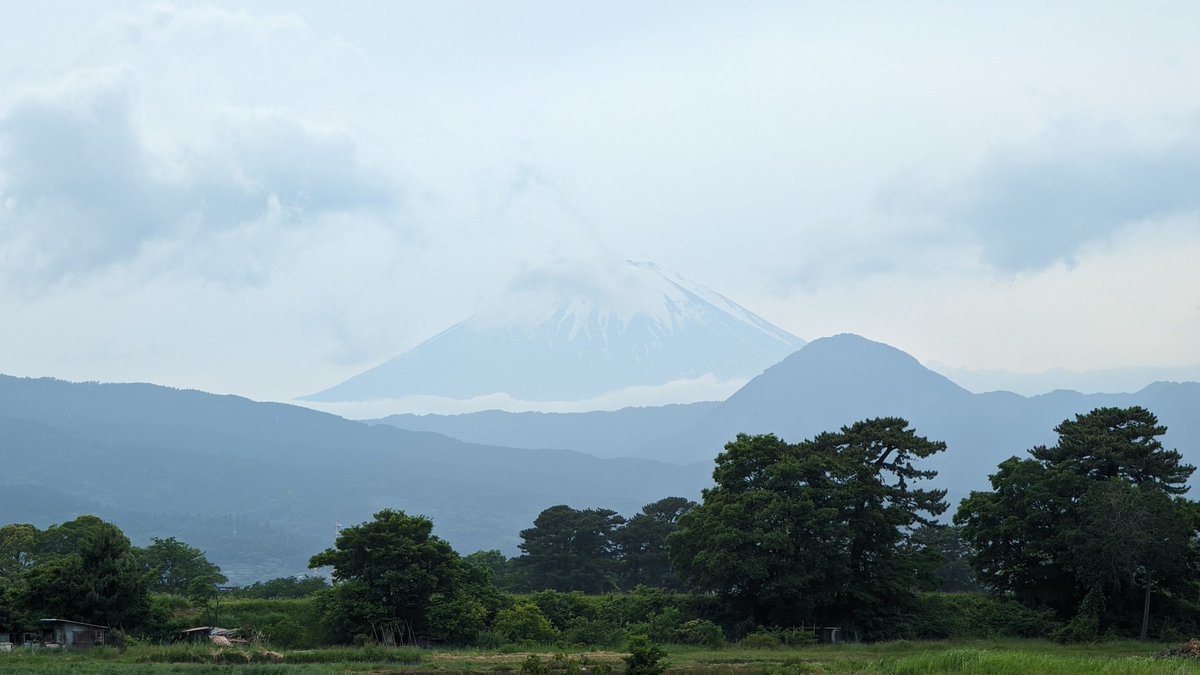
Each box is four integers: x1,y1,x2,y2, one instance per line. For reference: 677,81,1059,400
304,260,804,403
4,334,1197,584
0,376,709,583
370,334,1200,506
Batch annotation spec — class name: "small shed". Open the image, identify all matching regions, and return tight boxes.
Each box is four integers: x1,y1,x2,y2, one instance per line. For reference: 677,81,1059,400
39,619,110,650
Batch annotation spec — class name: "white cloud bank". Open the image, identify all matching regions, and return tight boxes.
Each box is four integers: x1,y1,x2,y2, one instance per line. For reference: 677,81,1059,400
0,1,1198,405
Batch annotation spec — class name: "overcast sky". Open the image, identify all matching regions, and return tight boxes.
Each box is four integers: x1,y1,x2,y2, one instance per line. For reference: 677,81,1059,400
1,1,1198,404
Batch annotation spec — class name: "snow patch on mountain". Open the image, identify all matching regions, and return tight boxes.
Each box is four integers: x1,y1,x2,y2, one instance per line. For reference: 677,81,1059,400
303,260,804,405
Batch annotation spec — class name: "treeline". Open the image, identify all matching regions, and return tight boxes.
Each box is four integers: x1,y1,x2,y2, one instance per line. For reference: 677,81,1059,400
2,405,1198,648
0,520,227,637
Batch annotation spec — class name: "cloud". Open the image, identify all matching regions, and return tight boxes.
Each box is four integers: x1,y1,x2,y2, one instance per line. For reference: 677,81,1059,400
942,122,1200,270
0,72,393,285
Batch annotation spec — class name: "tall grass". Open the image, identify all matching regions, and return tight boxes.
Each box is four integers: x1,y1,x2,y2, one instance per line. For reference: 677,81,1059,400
879,648,1185,674
120,643,422,665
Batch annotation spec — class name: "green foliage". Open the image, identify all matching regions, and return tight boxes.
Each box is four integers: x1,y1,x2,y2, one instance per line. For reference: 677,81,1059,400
135,537,226,597
676,618,726,647
308,508,463,642
218,598,325,648
427,591,489,644
560,615,628,647
518,652,608,674
669,419,947,634
0,523,39,581
428,554,510,644
463,549,523,592
529,590,600,629
521,653,551,674
492,601,559,643
956,407,1200,635
232,574,329,599
908,525,982,593
20,516,150,630
614,497,696,591
900,592,1058,640
1051,585,1105,644
739,629,783,649
624,635,669,675
515,505,625,593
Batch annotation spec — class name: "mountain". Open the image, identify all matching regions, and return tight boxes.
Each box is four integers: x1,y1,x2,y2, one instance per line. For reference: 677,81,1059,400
0,375,711,583
367,402,719,459
8,335,1196,582
304,260,804,403
369,334,1200,506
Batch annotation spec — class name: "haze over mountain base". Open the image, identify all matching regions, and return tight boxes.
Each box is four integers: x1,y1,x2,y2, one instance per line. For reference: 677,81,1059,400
299,372,746,417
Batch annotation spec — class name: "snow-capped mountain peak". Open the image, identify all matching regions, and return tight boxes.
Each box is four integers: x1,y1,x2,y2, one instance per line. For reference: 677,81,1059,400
304,260,804,405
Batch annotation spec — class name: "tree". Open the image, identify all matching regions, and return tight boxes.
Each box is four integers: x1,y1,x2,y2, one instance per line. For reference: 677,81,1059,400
0,524,40,582
514,505,625,593
614,497,696,591
955,407,1200,637
1031,406,1192,492
137,537,227,597
668,419,947,633
34,515,110,561
21,517,149,630
309,509,462,644
236,575,330,599
461,550,521,592
909,525,982,593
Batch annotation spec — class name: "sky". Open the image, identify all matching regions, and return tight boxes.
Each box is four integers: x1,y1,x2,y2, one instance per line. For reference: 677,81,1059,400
1,1,1198,407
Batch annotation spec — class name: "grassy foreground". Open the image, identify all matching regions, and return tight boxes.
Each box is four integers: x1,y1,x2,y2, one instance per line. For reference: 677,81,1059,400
0,639,1195,674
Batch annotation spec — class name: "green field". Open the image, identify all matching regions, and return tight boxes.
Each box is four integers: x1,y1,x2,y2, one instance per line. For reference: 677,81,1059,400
0,639,1196,674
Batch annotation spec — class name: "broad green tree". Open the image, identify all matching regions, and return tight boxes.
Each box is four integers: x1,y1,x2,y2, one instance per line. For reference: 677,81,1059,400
515,505,625,593
0,524,39,581
21,517,149,630
309,509,462,644
137,536,227,597
955,406,1199,637
668,419,947,633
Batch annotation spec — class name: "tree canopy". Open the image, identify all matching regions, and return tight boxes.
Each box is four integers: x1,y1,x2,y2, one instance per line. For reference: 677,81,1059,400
515,505,625,594
615,497,696,591
309,509,463,643
137,536,227,597
955,406,1200,638
668,418,947,633
19,516,149,630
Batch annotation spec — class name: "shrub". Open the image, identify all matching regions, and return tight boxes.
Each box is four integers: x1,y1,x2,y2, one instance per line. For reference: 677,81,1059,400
560,616,627,647
493,602,559,643
529,591,600,630
739,629,783,650
907,593,1057,640
676,619,726,648
624,635,668,675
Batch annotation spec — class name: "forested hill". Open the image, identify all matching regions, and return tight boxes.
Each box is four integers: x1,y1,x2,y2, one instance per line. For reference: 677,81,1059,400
0,376,710,583
371,334,1200,504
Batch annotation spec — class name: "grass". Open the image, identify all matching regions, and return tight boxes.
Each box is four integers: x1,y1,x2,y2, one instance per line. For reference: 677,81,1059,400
0,639,1193,673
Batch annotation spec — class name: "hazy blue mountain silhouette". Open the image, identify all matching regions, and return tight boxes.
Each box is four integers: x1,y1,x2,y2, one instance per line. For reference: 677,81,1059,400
372,334,1200,506
306,261,803,402
0,375,710,582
